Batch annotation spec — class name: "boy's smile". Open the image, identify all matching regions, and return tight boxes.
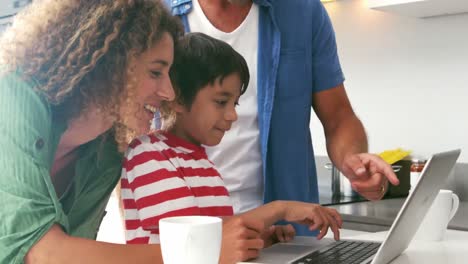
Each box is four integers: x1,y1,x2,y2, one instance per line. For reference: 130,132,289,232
170,73,242,146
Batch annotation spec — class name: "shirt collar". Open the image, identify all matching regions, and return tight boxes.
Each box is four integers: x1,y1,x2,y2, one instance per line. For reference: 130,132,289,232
170,0,193,15
160,131,206,155
170,0,271,16
253,0,271,6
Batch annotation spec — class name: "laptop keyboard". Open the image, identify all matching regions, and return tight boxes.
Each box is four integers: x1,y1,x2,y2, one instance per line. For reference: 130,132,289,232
291,240,381,264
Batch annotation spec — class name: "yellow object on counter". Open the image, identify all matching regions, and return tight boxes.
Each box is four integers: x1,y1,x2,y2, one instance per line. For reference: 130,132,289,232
378,148,411,164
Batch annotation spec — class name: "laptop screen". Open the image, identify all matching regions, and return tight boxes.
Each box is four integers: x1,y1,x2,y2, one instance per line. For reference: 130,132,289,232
371,149,460,264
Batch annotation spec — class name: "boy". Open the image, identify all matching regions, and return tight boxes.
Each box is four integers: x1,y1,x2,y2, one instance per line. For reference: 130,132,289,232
121,33,341,250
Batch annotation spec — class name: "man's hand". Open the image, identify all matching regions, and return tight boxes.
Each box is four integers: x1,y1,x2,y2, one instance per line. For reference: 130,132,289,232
220,216,265,264
340,153,400,200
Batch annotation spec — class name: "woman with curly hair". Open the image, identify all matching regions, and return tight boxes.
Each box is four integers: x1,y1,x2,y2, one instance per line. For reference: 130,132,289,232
0,0,187,262
0,1,285,263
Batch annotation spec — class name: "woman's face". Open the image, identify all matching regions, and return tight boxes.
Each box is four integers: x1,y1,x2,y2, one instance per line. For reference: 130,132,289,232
120,32,175,136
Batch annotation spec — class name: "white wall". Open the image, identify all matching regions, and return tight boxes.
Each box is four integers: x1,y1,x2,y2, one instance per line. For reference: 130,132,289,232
97,192,125,244
311,0,468,162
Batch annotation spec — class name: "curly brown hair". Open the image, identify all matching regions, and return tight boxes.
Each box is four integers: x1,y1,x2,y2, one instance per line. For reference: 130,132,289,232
0,0,183,150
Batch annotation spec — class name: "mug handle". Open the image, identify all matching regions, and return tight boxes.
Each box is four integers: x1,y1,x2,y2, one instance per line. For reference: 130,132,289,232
448,193,460,221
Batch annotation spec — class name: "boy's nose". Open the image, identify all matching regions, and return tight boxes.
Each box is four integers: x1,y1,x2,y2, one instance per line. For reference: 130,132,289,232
225,108,238,122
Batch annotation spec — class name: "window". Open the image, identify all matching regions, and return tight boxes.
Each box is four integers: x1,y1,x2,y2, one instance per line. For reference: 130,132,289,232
0,0,32,35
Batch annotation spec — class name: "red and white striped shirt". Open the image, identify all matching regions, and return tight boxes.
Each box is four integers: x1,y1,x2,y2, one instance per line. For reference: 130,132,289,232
121,131,233,244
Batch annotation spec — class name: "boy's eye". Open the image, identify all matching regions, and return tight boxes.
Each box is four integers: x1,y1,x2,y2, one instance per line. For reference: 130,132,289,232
150,71,162,78
215,100,227,106
235,101,240,106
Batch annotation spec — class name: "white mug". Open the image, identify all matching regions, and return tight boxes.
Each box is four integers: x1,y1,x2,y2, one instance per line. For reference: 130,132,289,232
159,216,222,264
414,189,459,241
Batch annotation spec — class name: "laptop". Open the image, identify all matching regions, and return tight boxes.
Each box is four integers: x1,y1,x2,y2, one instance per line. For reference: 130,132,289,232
244,149,461,264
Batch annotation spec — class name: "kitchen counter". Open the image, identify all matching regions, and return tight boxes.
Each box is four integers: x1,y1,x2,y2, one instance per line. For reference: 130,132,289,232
326,198,468,232
346,229,468,264
319,191,367,205
239,229,468,264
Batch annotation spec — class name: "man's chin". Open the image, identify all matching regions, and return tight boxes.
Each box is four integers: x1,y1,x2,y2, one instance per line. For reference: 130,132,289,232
227,0,252,6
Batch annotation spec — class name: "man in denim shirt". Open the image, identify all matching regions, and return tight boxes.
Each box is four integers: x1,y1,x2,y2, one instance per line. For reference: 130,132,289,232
164,0,400,236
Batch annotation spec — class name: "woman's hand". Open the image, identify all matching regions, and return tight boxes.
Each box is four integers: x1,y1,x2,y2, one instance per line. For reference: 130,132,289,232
219,216,265,264
281,201,343,241
261,224,296,248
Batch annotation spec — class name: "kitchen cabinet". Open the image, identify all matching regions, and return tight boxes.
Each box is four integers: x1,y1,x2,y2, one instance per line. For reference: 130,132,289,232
368,0,468,18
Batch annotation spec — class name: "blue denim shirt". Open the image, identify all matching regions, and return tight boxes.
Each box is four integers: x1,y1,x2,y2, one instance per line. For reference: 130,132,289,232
165,0,345,235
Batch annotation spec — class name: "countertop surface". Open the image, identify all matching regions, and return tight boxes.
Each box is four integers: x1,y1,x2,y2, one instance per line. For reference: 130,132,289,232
347,229,468,264
349,230,468,264
319,192,367,206
239,229,468,264
326,198,468,231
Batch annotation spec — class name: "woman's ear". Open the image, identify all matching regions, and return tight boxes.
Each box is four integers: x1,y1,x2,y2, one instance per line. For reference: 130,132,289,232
127,50,139,70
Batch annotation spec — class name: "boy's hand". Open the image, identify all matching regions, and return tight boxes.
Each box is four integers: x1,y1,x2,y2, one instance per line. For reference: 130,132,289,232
220,216,265,264
282,201,343,241
261,224,296,248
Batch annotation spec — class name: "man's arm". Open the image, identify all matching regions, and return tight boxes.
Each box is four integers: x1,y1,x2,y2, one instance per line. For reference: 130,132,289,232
312,84,399,200
25,225,162,264
312,84,367,168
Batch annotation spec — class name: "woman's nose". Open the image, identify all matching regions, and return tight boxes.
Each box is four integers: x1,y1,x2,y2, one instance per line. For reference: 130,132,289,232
157,78,175,101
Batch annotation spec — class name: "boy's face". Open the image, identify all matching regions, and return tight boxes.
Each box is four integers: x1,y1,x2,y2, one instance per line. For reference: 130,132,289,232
172,73,242,146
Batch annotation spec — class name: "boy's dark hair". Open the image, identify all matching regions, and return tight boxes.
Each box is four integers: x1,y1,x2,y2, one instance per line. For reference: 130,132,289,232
170,32,249,108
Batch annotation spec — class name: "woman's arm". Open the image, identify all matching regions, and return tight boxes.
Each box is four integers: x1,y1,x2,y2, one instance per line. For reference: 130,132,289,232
27,219,266,264
25,225,163,264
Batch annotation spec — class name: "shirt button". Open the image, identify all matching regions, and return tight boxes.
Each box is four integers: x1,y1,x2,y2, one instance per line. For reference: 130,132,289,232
173,0,177,3
35,138,44,150
184,4,190,9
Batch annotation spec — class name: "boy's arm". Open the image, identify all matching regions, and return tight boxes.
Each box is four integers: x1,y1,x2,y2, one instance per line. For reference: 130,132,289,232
25,225,163,264
239,201,342,240
237,201,285,228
